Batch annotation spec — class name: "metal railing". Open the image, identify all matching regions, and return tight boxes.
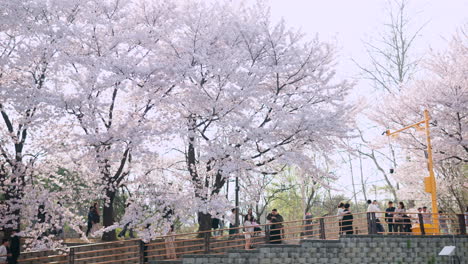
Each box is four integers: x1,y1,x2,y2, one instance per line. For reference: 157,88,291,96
17,211,467,263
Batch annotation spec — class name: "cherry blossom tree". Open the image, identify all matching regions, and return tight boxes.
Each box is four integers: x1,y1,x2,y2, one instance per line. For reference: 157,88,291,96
58,0,179,240
0,0,82,236
158,1,355,232
373,29,468,212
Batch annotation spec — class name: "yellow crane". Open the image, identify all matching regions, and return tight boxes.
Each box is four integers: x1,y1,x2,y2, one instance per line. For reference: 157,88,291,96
386,109,439,234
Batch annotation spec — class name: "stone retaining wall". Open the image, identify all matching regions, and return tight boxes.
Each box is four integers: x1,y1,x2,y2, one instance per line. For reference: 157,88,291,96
180,235,468,264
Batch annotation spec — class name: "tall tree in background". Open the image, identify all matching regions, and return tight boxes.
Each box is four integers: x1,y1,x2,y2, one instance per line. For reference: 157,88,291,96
354,0,425,202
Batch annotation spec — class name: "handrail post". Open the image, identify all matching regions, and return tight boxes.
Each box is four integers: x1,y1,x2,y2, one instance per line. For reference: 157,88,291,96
265,224,270,243
457,214,467,235
68,247,75,264
366,213,373,234
139,240,147,264
319,218,326,240
203,232,210,254
371,213,377,234
418,214,425,235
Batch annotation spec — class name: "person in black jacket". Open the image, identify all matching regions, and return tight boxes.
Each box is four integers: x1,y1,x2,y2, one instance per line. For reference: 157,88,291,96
342,204,354,235
266,209,284,244
385,201,396,234
8,230,20,264
86,206,95,237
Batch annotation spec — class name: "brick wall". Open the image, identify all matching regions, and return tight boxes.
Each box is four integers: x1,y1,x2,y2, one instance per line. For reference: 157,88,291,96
180,235,468,264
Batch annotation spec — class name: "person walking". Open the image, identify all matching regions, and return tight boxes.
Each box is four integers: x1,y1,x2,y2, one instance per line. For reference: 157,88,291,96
336,203,345,235
385,201,396,234
394,202,406,233
244,214,255,249
212,217,221,236
8,230,20,264
86,206,95,237
342,204,353,235
0,239,10,264
228,208,239,236
164,225,176,259
267,209,284,244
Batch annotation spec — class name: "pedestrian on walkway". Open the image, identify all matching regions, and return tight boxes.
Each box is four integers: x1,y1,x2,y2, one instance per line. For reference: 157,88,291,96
212,217,221,236
422,206,432,224
385,201,396,234
244,214,255,249
438,211,449,234
342,204,353,235
304,212,313,237
337,203,345,235
367,200,384,233
0,239,10,264
267,209,284,244
394,202,406,233
228,208,239,236
86,206,95,237
8,230,20,264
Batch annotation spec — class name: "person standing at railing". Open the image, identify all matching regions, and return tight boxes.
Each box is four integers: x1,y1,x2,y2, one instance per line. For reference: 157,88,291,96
267,209,284,244
244,214,255,249
304,212,313,237
8,230,20,264
367,200,385,234
385,201,396,234
228,208,239,236
336,203,345,235
394,202,406,233
164,225,176,259
341,204,353,235
422,206,432,224
0,239,10,264
438,211,449,234
465,207,468,227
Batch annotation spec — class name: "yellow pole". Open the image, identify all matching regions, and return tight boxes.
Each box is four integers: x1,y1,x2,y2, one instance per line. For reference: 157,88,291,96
424,109,439,233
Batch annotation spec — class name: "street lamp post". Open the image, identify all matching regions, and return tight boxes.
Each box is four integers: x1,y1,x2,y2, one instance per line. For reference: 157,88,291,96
235,175,239,227
386,109,439,232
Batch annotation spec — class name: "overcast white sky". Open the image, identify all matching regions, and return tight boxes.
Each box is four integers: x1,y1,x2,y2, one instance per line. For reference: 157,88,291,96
259,0,467,202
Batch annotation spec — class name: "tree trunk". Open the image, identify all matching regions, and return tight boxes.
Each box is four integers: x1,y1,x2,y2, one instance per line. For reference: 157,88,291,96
102,190,116,241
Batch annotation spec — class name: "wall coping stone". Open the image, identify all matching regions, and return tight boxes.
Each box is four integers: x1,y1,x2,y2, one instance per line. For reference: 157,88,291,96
227,249,260,254
181,254,227,258
341,235,467,239
258,244,302,248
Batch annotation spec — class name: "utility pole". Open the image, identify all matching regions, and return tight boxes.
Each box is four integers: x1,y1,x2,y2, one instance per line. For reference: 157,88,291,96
386,109,439,232
235,175,239,227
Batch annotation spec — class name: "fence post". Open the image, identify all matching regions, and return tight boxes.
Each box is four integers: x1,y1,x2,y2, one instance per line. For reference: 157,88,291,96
418,214,425,235
68,247,75,264
203,232,210,254
265,224,270,243
319,218,326,240
457,214,467,235
371,213,378,234
366,213,373,234
139,240,147,264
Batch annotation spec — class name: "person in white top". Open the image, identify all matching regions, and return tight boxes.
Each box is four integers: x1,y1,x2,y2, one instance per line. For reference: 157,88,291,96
0,239,10,264
337,203,345,234
228,208,239,235
244,214,255,249
367,200,385,233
